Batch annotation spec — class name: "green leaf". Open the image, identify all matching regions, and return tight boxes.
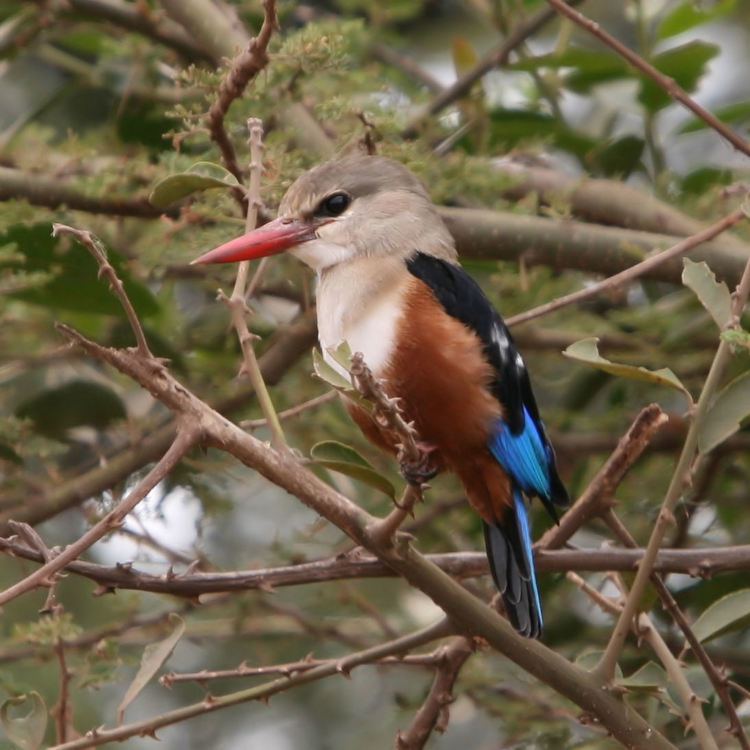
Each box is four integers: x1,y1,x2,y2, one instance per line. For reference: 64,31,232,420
452,37,478,77
679,99,750,134
487,109,595,158
721,328,750,353
0,223,159,317
658,0,736,39
587,135,644,177
616,661,668,692
682,258,731,329
0,443,22,464
509,48,629,93
149,162,241,208
117,613,185,724
0,692,47,750
692,588,750,642
310,440,396,499
680,166,732,194
312,348,352,391
699,371,750,453
15,380,127,437
639,41,719,112
562,338,692,401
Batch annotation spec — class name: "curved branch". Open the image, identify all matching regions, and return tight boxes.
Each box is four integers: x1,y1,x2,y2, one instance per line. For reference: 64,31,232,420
440,206,750,287
547,0,750,158
51,0,212,61
0,166,162,217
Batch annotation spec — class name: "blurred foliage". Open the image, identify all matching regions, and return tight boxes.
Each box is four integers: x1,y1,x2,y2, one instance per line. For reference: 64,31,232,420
0,0,750,748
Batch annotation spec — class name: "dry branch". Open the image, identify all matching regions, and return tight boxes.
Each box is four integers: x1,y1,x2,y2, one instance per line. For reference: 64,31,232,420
50,313,673,747
506,207,747,327
50,0,212,61
403,2,582,135
396,637,473,749
206,0,277,186
2,539,750,597
50,619,454,749
539,403,669,550
596,254,750,683
547,0,750,158
0,426,197,607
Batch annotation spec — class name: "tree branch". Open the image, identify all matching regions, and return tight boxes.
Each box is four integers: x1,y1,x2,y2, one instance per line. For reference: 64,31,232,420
396,636,473,749
49,619,454,749
547,0,750,158
0,425,198,607
539,403,669,550
50,0,212,61
506,206,747,327
0,166,162,217
3,540,750,597
403,2,582,135
596,253,750,683
205,0,277,186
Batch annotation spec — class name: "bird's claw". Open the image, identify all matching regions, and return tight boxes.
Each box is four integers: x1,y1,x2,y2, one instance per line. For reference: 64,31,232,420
399,456,439,486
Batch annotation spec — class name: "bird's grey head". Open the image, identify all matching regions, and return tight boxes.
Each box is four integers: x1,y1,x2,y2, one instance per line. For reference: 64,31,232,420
191,154,457,272
278,155,456,272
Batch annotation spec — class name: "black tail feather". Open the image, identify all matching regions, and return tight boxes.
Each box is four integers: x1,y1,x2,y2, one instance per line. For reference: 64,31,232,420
483,518,542,639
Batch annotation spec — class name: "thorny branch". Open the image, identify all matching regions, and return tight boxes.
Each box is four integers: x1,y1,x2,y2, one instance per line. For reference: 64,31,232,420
604,510,750,749
49,620,454,749
2,537,750,598
0,426,198,607
538,403,669,550
349,353,427,542
596,253,750,684
396,637,474,750
506,207,748,327
220,118,286,449
52,223,154,359
568,572,717,750
45,224,674,749
547,0,750,159
206,0,277,191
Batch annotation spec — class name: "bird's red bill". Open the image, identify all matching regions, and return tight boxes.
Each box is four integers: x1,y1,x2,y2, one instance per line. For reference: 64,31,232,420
191,217,317,265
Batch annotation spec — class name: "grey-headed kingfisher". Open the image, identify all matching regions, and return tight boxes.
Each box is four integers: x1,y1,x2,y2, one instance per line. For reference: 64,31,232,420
193,155,569,638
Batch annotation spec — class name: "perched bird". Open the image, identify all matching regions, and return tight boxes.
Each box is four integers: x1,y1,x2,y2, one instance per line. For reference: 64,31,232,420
193,155,569,637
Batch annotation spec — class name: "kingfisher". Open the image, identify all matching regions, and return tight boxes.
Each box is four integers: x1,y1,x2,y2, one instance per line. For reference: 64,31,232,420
193,155,569,637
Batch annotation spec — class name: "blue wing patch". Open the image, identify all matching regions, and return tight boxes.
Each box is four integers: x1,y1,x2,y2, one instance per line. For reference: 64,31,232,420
489,405,551,499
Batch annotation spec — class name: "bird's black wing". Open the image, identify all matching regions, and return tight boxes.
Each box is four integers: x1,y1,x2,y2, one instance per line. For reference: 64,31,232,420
406,252,568,511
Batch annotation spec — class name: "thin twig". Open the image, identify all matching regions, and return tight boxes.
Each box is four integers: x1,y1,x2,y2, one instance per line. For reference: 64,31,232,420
52,638,74,744
0,426,198,607
507,207,747,328
569,572,718,750
349,353,427,542
239,391,337,429
221,118,286,450
539,403,668,550
206,0,277,189
604,509,750,749
396,636,474,749
403,2,582,135
547,0,750,158
51,224,154,358
49,619,453,750
162,651,439,687
595,252,750,683
4,536,749,597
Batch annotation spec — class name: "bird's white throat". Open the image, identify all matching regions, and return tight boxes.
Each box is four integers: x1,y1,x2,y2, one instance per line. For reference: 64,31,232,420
315,256,408,379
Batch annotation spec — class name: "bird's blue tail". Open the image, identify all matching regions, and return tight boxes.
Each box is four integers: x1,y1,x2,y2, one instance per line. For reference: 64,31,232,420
483,490,542,638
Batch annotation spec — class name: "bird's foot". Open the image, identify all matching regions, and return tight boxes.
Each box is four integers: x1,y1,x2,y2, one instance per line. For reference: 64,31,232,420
399,442,440,486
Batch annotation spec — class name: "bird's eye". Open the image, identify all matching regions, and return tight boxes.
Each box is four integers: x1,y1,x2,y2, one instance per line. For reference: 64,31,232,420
319,192,350,217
